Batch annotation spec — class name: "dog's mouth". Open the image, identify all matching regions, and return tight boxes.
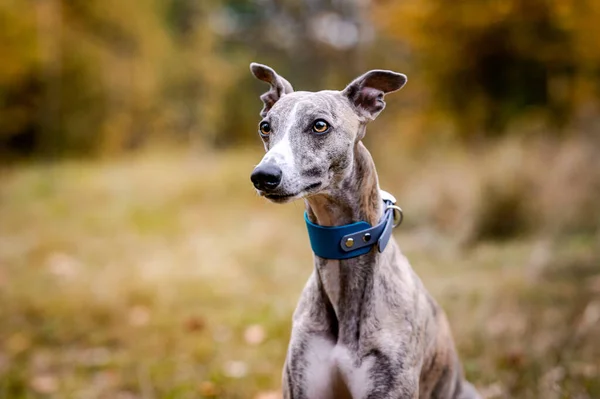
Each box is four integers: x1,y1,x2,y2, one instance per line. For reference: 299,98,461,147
263,182,322,203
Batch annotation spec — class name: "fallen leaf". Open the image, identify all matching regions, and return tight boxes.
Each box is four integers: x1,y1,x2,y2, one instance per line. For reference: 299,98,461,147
46,252,80,279
128,306,150,327
254,390,281,399
479,382,503,399
185,316,205,332
199,381,219,397
244,324,266,346
30,374,58,394
223,360,248,378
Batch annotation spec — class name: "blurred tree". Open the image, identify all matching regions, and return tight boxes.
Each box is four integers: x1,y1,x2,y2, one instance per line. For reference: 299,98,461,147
0,0,42,156
0,0,380,158
373,0,600,139
164,0,241,149
0,0,242,157
4,0,598,159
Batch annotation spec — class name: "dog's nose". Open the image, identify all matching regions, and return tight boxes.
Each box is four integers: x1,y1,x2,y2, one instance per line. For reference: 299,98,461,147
251,163,282,191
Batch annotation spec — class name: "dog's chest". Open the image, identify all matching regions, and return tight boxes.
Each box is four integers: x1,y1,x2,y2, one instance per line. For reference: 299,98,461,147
302,335,374,399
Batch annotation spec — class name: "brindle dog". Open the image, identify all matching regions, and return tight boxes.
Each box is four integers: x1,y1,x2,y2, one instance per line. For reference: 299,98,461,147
249,63,480,399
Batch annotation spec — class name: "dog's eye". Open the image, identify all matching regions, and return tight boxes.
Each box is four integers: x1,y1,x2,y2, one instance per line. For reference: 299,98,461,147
259,122,271,136
312,120,329,134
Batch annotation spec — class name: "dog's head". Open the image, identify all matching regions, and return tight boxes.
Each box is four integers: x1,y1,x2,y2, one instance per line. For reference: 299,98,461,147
249,63,406,203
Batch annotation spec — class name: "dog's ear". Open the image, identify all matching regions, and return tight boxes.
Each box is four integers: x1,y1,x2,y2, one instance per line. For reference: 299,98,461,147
342,70,407,120
250,63,294,117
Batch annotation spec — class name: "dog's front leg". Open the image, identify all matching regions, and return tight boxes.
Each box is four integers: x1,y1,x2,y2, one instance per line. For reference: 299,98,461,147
282,360,293,399
360,353,420,399
281,355,309,399
363,377,419,399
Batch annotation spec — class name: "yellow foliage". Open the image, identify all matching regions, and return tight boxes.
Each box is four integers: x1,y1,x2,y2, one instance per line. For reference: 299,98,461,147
373,0,600,137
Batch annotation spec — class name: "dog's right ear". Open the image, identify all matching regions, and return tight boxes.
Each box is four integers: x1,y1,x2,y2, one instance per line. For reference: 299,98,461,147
250,63,294,117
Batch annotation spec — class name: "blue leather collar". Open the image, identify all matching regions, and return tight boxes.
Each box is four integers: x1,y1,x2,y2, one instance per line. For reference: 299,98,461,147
304,194,402,260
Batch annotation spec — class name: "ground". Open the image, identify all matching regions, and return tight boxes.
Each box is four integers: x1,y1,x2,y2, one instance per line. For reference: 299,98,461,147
0,149,598,398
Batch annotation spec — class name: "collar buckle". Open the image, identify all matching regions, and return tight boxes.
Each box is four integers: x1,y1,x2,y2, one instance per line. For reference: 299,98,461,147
386,204,404,228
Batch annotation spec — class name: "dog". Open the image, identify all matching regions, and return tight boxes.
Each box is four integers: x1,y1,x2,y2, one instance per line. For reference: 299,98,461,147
249,62,480,399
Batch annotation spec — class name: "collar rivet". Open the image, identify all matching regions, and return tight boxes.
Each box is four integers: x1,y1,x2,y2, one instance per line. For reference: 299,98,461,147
363,233,371,242
345,238,354,248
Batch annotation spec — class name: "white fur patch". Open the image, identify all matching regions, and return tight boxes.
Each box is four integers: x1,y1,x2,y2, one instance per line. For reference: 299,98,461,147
260,102,299,168
301,336,373,399
304,336,337,399
332,345,373,398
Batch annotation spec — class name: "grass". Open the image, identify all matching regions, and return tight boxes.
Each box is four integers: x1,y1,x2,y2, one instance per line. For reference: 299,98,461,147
0,146,598,398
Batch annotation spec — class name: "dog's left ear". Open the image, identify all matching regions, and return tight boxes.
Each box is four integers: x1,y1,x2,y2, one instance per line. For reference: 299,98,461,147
250,63,294,117
342,70,407,120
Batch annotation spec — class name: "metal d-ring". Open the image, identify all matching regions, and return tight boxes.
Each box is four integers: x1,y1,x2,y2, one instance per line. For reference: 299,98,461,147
386,204,403,228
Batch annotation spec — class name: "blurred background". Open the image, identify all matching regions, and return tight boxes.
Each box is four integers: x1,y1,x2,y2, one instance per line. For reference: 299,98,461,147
1,0,599,398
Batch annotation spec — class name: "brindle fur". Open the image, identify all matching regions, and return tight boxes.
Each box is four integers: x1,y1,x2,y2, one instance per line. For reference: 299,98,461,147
249,63,480,399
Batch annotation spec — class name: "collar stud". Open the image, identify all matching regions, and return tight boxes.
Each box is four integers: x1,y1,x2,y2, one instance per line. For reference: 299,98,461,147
363,233,372,242
345,237,355,248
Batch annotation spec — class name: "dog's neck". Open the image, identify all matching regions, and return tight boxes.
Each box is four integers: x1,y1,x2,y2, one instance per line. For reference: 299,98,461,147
305,141,382,227
304,142,384,341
